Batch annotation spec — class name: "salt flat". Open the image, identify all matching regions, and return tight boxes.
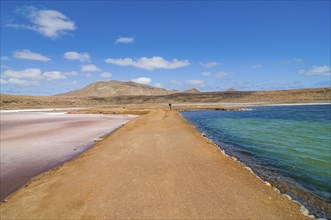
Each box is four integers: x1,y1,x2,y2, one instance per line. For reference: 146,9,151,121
0,111,135,200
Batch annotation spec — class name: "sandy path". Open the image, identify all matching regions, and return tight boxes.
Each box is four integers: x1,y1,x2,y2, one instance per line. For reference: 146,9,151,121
0,109,308,219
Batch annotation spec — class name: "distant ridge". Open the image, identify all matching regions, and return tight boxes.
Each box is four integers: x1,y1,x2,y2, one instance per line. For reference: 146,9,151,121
183,88,201,93
58,80,177,97
226,88,238,92
1,87,330,109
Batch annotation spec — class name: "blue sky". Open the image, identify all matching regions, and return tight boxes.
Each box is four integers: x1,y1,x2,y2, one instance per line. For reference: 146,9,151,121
1,0,330,95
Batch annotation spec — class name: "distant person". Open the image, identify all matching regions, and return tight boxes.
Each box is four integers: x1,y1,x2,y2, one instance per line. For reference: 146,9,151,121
169,103,172,110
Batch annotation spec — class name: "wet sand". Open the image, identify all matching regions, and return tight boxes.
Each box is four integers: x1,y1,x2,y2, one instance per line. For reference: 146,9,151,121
0,108,309,219
0,111,134,201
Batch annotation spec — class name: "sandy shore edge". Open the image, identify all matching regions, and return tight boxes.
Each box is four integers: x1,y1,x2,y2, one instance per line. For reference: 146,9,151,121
1,108,312,219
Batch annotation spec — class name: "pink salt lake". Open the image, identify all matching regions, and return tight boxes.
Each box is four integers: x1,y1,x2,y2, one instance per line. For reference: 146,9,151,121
0,110,135,200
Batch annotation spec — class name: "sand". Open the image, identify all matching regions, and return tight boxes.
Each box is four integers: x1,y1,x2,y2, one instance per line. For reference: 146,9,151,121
0,108,309,219
0,111,134,201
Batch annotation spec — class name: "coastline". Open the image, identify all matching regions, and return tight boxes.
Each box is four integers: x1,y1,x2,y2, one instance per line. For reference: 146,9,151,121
1,108,310,219
179,105,331,219
178,112,316,218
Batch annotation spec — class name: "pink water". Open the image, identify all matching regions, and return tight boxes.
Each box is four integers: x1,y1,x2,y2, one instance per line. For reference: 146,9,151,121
0,111,135,200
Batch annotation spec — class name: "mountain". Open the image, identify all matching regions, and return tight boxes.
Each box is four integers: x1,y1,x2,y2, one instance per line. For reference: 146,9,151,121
59,80,177,97
183,88,201,93
1,88,330,109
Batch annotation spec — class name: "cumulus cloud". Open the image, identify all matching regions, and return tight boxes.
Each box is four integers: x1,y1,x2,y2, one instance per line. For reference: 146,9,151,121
43,71,67,80
3,68,43,79
202,72,212,76
200,61,222,68
130,77,152,85
64,51,90,62
1,68,77,86
105,56,190,71
1,69,41,86
7,6,76,39
115,37,135,44
186,79,204,85
13,49,50,62
6,78,39,86
100,72,112,78
298,65,330,76
81,64,101,72
251,64,262,69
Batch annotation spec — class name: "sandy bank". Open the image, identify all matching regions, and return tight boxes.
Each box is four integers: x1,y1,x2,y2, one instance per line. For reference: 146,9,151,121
0,108,309,219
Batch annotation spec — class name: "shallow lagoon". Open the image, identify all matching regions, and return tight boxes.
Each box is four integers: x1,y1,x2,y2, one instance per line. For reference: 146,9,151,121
181,105,331,219
0,111,135,200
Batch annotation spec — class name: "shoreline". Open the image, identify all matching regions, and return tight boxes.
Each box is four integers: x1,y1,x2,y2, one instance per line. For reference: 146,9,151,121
179,112,316,218
1,108,311,219
0,111,135,202
179,106,331,219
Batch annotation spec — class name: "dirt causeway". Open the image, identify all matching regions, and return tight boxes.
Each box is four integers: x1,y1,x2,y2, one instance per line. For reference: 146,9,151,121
0,108,309,219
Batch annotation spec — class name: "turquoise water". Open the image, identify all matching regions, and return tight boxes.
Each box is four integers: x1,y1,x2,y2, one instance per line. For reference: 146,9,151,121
181,105,331,219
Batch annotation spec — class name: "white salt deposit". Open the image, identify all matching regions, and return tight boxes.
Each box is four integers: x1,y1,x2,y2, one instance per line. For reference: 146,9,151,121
0,111,135,200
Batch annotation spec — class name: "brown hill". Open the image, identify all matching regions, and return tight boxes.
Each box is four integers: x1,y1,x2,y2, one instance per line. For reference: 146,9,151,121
59,80,177,97
1,88,330,109
183,88,201,93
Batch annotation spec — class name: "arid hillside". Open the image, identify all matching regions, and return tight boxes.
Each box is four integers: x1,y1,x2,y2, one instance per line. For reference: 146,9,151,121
182,88,201,93
1,88,330,109
59,80,177,96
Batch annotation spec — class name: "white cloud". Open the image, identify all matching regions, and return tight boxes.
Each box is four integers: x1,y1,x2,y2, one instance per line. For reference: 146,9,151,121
3,78,39,86
116,37,135,44
202,72,212,76
130,77,152,85
105,56,190,71
251,64,262,69
200,61,222,68
215,72,227,78
100,72,112,78
282,58,304,64
64,51,90,62
298,65,330,76
0,56,9,61
81,64,101,72
3,68,43,79
186,79,204,85
8,6,76,39
43,71,67,80
13,49,50,62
